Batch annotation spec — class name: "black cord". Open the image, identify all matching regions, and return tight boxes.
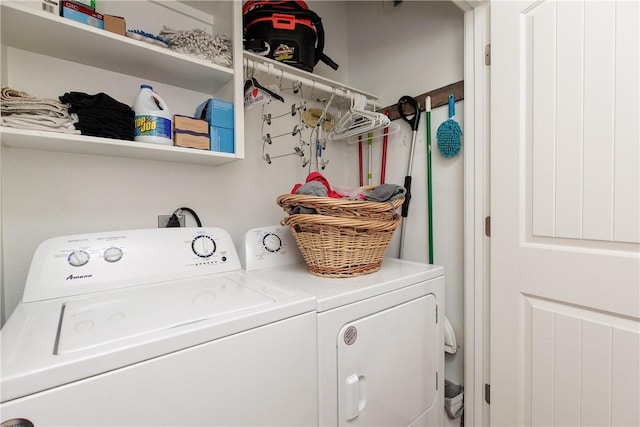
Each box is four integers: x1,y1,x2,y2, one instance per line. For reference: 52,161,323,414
173,207,203,227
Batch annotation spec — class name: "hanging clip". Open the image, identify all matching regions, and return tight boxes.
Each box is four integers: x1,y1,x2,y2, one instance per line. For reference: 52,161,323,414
263,124,302,144
262,113,272,125
291,101,306,117
264,147,304,164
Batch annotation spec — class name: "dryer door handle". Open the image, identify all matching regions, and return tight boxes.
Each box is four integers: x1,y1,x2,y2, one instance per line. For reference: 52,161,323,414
344,374,367,421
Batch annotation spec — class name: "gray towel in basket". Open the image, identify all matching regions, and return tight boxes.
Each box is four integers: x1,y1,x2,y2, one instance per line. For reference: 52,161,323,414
364,184,406,202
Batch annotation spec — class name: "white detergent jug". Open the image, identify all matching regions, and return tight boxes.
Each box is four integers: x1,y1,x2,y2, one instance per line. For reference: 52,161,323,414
133,84,173,145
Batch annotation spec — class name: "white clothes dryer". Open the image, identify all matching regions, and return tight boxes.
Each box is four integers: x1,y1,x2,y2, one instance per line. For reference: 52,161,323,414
1,227,318,427
244,225,445,427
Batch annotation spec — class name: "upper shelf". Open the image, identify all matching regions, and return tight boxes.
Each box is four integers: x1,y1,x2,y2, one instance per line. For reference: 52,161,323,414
0,2,234,94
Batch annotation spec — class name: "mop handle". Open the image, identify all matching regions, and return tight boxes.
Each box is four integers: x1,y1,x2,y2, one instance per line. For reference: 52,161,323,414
358,135,363,187
381,110,390,184
426,96,434,264
367,132,373,185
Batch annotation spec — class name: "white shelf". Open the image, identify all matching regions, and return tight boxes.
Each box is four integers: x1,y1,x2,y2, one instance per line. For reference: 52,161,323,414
0,2,233,94
1,127,236,166
0,2,241,166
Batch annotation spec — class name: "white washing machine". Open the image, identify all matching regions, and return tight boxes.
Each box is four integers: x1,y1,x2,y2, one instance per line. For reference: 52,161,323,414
244,225,445,427
1,227,318,427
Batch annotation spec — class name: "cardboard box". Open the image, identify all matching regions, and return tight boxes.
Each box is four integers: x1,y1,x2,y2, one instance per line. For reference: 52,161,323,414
61,1,103,29
210,126,234,154
195,98,234,129
174,115,209,150
104,14,126,36
174,132,209,150
20,0,60,15
174,115,209,134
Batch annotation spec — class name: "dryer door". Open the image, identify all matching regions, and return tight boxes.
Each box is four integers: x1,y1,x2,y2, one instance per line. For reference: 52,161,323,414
337,294,438,426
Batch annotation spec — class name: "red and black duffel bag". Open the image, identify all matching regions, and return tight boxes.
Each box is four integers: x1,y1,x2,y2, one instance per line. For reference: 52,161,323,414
243,0,339,72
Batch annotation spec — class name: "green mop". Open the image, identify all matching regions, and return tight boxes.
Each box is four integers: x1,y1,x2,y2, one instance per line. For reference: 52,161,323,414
436,94,462,158
426,96,434,263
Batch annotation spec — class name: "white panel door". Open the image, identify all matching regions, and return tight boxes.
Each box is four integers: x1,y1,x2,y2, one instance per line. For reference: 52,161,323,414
337,295,437,426
491,1,640,426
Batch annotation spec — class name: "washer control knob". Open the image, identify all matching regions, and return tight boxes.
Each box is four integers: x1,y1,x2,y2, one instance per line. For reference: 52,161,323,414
192,235,216,258
103,247,124,263
262,233,282,253
68,250,90,267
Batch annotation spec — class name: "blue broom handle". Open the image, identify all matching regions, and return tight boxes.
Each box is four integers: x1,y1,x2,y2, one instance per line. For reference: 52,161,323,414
448,94,455,119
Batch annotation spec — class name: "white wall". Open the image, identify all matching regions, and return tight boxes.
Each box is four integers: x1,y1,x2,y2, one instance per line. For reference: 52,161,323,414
1,0,464,387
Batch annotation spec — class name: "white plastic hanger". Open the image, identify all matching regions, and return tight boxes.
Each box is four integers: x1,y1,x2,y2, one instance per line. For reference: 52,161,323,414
329,92,390,141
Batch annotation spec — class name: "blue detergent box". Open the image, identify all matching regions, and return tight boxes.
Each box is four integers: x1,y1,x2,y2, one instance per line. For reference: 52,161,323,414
195,98,234,153
210,126,234,154
195,98,234,129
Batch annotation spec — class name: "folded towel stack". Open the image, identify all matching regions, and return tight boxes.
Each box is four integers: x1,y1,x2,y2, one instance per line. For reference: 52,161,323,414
59,92,135,140
0,86,80,134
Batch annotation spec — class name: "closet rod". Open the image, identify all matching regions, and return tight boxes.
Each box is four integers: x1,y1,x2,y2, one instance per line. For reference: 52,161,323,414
243,54,379,108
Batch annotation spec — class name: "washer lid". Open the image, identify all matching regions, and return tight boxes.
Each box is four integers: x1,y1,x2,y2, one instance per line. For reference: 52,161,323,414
1,272,315,403
56,276,272,354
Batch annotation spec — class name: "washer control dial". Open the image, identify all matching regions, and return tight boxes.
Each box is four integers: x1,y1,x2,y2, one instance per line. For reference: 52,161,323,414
262,233,283,253
103,246,124,263
68,250,90,267
192,235,216,258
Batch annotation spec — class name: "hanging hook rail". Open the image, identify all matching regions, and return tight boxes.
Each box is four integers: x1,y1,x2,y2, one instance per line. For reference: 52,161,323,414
243,52,379,108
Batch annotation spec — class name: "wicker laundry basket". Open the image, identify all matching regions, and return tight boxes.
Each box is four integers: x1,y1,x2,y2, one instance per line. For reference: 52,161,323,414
277,187,404,220
281,213,401,278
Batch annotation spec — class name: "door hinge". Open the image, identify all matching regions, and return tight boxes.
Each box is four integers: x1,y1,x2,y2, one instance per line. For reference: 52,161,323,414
436,371,439,390
485,216,491,237
436,304,439,323
485,44,491,66
485,383,491,404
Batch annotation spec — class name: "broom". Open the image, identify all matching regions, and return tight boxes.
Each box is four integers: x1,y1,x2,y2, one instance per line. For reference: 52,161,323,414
436,94,462,158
